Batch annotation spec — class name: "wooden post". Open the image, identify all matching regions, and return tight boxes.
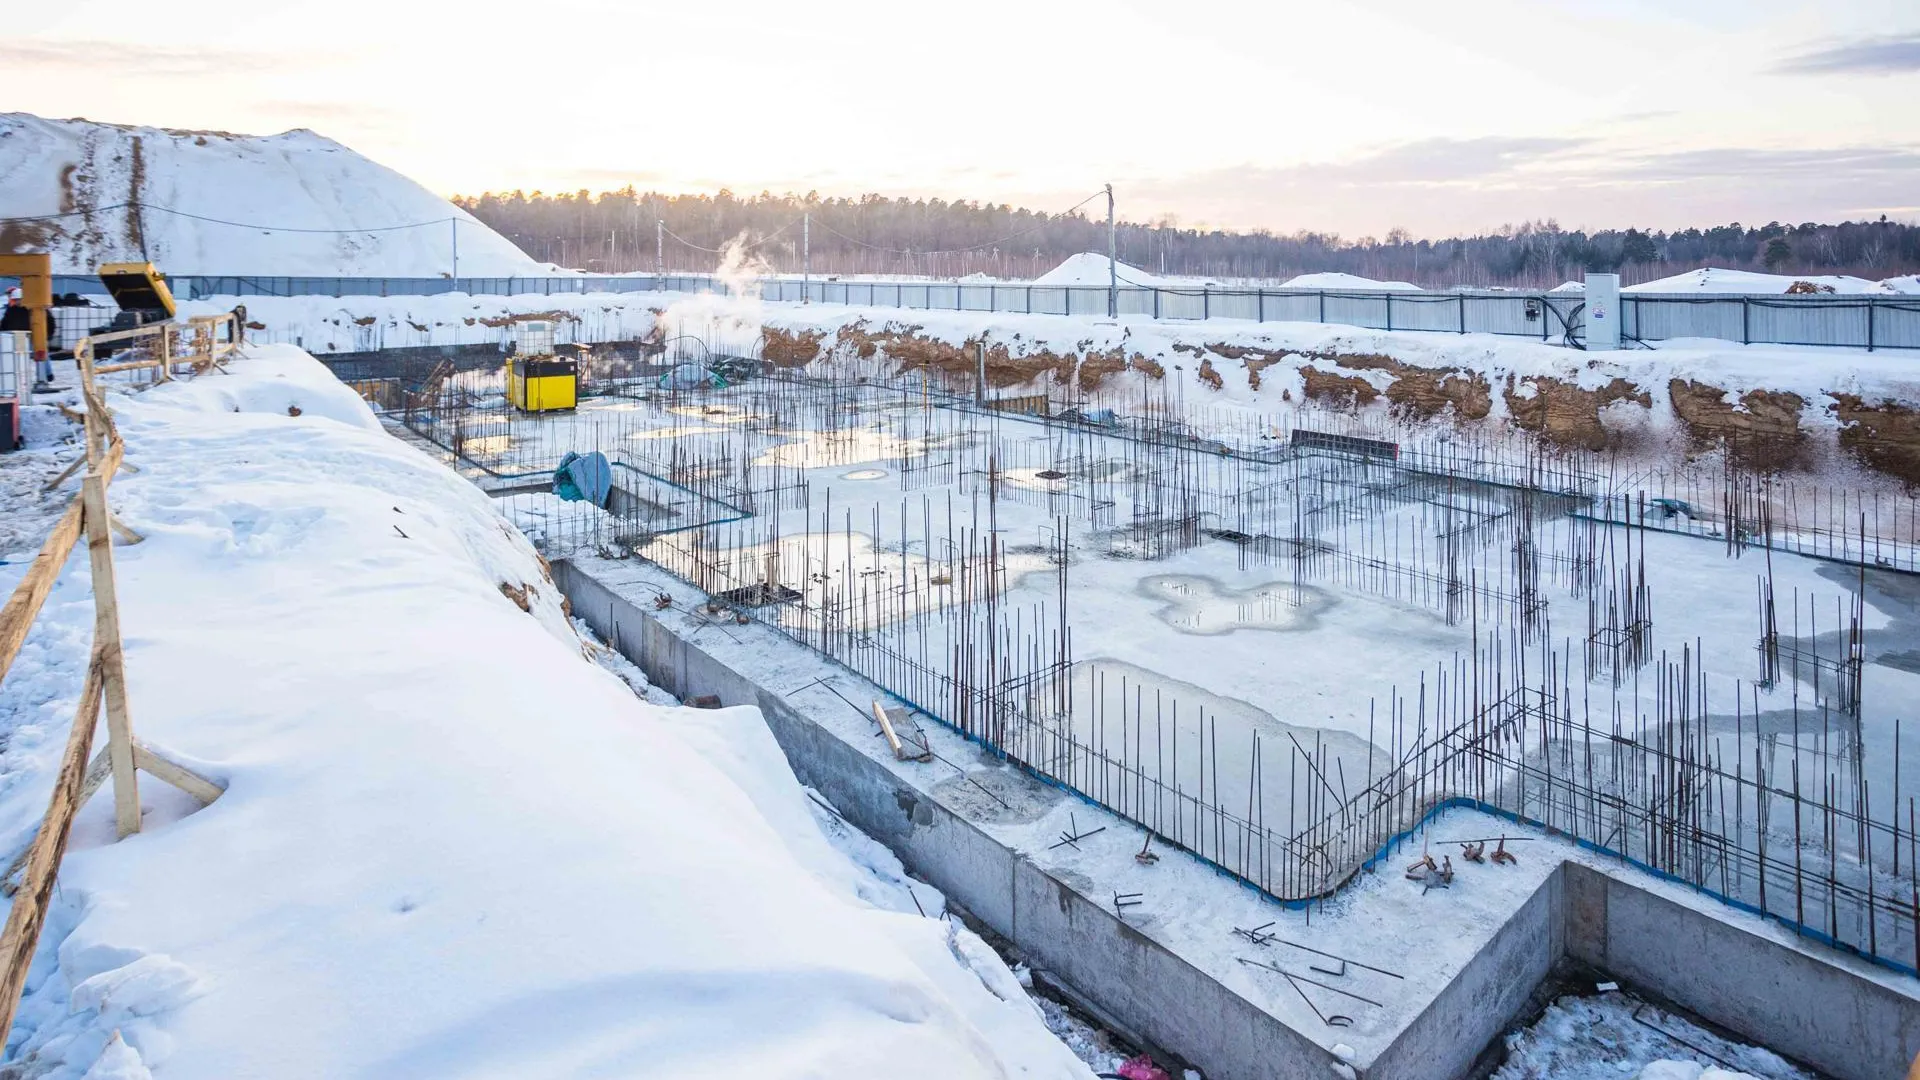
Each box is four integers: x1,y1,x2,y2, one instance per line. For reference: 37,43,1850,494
81,472,140,837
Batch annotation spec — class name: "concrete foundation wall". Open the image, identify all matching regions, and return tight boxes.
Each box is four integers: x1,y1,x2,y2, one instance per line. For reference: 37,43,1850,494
1371,870,1564,1080
1567,861,1920,1080
554,559,1920,1080
554,560,1339,1080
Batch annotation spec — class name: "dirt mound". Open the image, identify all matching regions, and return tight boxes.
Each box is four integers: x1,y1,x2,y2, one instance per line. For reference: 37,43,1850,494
477,310,581,328
1667,380,1808,471
1503,376,1651,451
803,320,1164,393
1829,394,1920,487
761,327,824,367
1300,366,1380,408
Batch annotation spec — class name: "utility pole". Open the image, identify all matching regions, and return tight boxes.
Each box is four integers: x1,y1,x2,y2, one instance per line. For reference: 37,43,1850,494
655,216,664,290
1105,183,1117,319
803,212,811,303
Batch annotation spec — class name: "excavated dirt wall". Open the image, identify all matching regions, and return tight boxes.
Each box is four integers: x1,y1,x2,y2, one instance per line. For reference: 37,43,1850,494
760,319,1920,486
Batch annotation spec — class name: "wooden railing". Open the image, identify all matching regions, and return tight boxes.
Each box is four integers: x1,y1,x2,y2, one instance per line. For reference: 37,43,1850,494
0,317,240,1045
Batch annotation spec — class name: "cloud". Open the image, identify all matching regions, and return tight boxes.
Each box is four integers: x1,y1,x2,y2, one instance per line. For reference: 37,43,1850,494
1259,136,1593,188
1773,34,1920,76
1120,135,1920,236
0,39,281,76
1604,145,1920,182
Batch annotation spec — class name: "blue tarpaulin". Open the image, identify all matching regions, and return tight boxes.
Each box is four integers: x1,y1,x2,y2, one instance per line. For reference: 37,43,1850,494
553,451,612,507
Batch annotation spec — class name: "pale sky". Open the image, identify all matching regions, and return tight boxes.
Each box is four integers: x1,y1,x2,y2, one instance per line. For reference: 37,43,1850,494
4,0,1917,238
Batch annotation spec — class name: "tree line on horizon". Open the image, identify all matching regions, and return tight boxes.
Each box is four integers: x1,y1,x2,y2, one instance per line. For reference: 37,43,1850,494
453,187,1920,287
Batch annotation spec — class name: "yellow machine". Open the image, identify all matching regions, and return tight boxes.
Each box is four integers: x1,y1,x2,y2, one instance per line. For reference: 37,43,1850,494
97,262,177,319
506,355,578,412
0,253,53,363
505,320,577,412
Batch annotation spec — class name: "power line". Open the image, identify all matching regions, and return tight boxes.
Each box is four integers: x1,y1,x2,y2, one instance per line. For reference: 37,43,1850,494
0,201,455,234
807,190,1107,257
659,216,804,254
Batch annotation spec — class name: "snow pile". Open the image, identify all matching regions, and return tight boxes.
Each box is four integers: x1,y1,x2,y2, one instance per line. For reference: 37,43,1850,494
1881,274,1920,295
1034,253,1165,288
0,113,550,277
0,346,1091,1078
1626,267,1895,295
1279,272,1421,292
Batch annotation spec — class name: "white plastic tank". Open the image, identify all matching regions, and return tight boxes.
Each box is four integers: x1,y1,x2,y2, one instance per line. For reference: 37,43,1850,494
513,320,555,357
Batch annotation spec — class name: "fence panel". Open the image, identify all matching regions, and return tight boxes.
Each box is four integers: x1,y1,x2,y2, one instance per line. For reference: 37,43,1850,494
1747,298,1871,349
1205,290,1260,321
1384,293,1464,333
1872,302,1920,349
107,271,1920,351
1156,290,1205,320
1116,288,1158,318
1628,296,1748,343
1322,293,1391,331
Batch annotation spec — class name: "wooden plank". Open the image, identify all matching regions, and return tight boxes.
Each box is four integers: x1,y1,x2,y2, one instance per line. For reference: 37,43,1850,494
870,699,905,758
133,741,223,804
0,441,123,686
0,650,104,1039
81,474,140,838
93,359,166,375
0,749,110,898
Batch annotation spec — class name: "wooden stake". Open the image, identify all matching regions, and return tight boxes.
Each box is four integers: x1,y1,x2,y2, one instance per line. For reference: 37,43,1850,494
81,473,140,838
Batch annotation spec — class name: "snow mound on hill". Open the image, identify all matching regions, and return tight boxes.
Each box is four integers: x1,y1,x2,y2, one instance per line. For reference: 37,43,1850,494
1034,252,1164,288
0,345,1090,1079
1626,267,1894,295
0,113,550,277
1279,271,1421,291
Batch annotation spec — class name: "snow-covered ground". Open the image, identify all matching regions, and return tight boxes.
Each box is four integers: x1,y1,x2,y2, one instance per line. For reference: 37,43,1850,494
1493,991,1811,1080
1278,272,1420,291
1625,268,1905,295
1034,252,1170,288
0,347,1096,1078
0,113,552,276
176,286,1920,479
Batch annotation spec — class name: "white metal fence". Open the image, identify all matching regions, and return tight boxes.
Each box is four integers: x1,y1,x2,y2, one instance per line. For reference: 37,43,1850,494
33,273,1920,351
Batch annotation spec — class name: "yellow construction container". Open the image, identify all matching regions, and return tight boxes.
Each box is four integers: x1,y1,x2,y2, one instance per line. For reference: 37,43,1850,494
507,355,577,412
97,262,177,318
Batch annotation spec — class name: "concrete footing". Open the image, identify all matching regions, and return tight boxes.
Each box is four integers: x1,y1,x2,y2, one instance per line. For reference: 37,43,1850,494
553,556,1920,1080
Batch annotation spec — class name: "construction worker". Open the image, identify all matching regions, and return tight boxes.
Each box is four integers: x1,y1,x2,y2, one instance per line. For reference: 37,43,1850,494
0,286,53,386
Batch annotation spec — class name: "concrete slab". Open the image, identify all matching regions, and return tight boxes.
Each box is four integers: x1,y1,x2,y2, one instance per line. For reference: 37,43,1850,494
553,555,1920,1080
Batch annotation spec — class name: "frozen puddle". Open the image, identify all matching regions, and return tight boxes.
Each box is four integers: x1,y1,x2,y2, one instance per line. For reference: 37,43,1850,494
1015,658,1383,854
1139,574,1331,634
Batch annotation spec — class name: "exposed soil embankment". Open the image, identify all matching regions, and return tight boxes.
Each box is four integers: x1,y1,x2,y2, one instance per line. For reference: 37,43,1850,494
768,321,1162,392
1830,395,1920,486
1503,377,1652,452
755,315,1920,485
1668,381,1810,472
